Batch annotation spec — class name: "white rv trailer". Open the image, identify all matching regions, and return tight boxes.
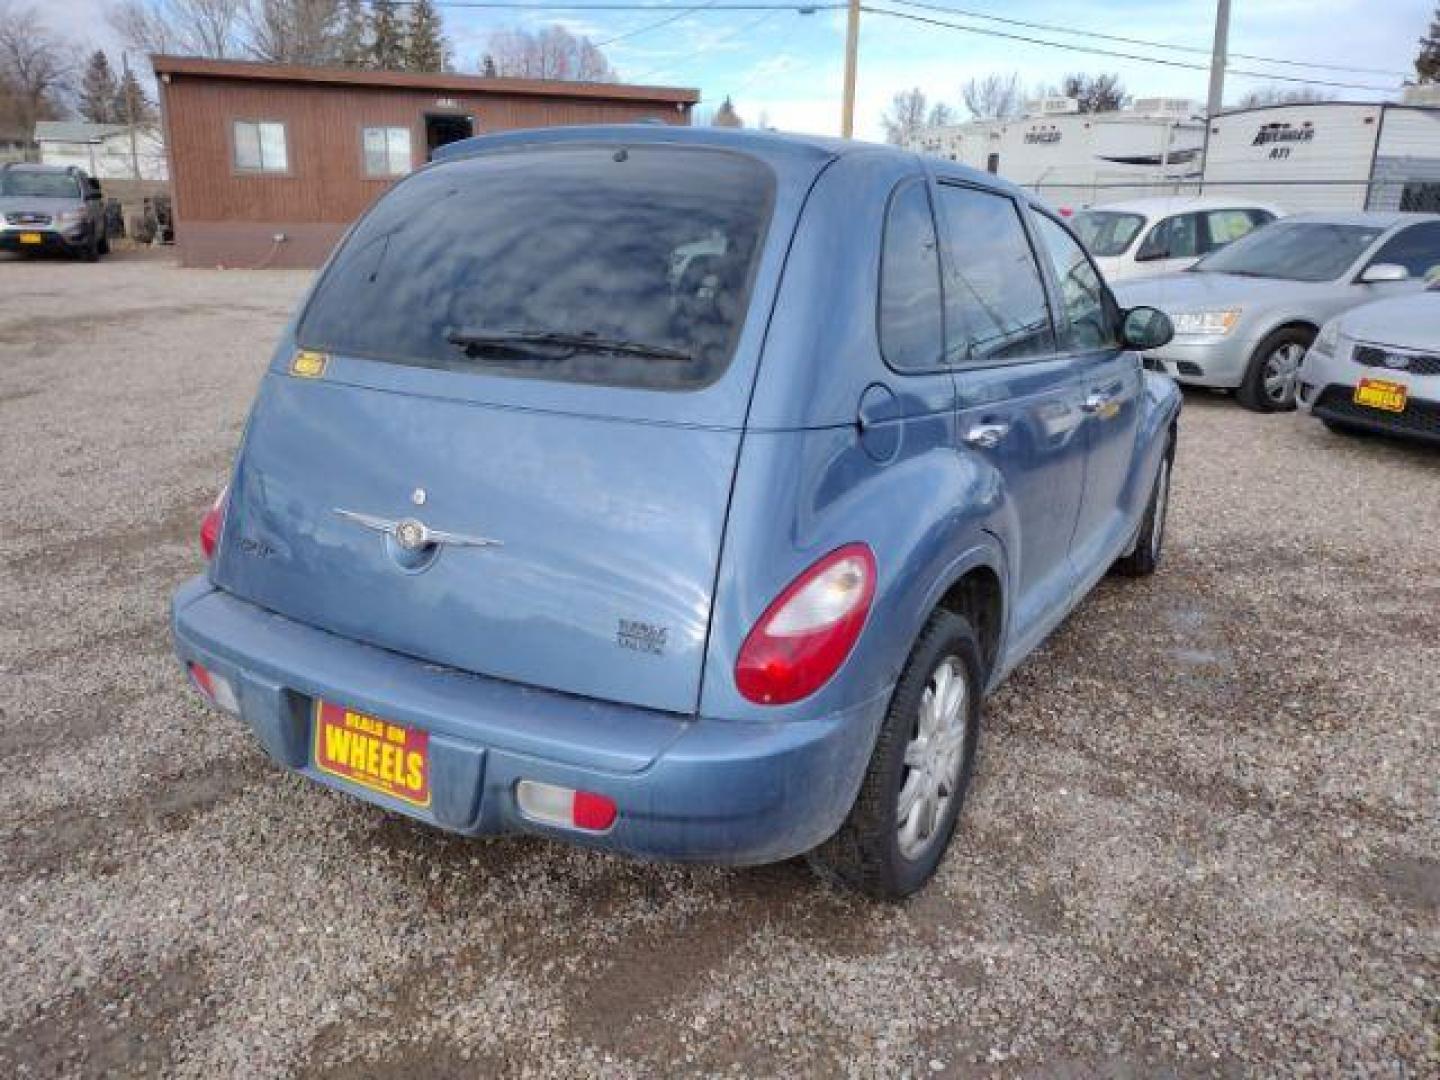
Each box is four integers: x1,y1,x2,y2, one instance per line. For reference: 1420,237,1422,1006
907,97,1205,209
1201,100,1440,214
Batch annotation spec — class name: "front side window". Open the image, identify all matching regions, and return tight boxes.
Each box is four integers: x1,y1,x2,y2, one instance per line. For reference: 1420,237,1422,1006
1138,212,1200,261
934,184,1053,364
1367,221,1440,280
234,120,288,173
1204,209,1263,251
878,179,945,372
363,126,412,177
1195,221,1385,282
299,145,774,390
1034,213,1118,352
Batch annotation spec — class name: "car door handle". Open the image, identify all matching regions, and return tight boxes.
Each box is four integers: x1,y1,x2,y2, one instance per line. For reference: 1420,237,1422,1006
1082,390,1114,414
963,421,1011,449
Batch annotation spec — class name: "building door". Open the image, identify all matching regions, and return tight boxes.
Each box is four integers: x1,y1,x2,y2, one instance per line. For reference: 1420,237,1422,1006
986,152,1000,174
425,113,475,159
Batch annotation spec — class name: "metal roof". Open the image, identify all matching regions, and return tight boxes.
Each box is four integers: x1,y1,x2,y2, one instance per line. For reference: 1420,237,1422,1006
150,55,699,106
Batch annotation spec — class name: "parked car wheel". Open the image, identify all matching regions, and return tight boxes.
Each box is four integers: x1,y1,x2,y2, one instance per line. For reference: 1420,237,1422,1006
1113,440,1173,577
80,232,99,263
808,609,982,899
1238,327,1314,412
98,233,110,256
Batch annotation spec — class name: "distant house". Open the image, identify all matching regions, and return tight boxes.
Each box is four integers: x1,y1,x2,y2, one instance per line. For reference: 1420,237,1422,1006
152,55,699,267
34,120,168,181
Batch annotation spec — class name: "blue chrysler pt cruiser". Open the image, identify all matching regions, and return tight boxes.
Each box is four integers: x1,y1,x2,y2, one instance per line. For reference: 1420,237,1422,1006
172,127,1178,897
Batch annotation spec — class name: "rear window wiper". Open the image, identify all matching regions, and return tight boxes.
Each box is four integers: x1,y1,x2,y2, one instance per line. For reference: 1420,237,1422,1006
446,327,692,363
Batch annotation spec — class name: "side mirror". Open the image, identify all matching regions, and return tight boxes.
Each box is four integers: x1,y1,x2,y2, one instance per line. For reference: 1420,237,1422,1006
1121,306,1174,351
1360,262,1409,284
1135,243,1171,263
85,178,102,200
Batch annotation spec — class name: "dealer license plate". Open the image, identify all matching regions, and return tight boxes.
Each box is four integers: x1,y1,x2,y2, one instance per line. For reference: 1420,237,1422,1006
18,233,42,245
313,700,430,807
1353,378,1407,414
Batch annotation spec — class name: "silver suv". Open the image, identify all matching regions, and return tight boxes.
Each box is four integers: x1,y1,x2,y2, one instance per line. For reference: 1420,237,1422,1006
0,163,109,261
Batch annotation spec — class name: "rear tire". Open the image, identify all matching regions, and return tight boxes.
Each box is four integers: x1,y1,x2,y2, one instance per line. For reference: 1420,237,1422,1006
1113,441,1173,577
97,233,110,256
1237,327,1313,412
80,233,99,263
807,610,982,899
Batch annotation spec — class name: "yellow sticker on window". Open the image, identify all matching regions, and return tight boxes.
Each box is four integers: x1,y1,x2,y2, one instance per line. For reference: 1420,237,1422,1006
290,349,328,379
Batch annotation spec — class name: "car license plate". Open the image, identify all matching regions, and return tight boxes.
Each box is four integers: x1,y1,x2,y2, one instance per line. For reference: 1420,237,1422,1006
313,700,430,807
1353,378,1407,414
18,232,42,245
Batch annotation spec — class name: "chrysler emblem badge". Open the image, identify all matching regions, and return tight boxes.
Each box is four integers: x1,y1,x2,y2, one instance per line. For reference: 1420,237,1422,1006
411,487,427,506
394,518,428,551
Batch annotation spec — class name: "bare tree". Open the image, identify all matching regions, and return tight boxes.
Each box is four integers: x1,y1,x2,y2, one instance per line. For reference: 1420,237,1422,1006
927,101,955,127
484,24,617,82
881,87,928,146
0,2,72,137
245,0,346,65
110,0,245,59
1233,84,1336,109
962,73,1023,120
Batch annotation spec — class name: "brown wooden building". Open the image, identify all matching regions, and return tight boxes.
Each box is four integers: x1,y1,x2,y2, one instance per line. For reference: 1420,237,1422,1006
152,56,699,268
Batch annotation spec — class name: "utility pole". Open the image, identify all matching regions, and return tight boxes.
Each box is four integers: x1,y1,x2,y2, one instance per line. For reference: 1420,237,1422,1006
841,0,860,138
1199,0,1231,191
123,52,141,180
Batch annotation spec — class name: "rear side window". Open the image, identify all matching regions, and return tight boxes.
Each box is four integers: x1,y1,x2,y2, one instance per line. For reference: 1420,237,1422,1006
1138,213,1201,260
1034,213,1119,353
878,179,945,372
1368,221,1440,280
934,184,1053,364
298,145,774,390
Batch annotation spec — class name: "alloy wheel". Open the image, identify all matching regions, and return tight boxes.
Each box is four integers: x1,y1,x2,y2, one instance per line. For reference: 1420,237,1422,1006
1263,343,1306,406
896,655,969,860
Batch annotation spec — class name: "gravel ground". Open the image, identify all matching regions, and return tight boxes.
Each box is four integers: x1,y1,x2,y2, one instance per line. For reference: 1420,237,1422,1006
0,252,1436,1078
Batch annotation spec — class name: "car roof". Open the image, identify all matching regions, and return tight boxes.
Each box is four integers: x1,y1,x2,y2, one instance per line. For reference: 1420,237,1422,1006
1078,195,1285,216
1279,210,1440,228
0,162,80,174
432,124,1024,196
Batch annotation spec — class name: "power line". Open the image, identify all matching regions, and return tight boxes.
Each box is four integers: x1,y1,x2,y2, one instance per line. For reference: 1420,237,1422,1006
593,0,723,49
859,6,1400,94
885,0,1412,80
630,7,789,81
401,2,841,10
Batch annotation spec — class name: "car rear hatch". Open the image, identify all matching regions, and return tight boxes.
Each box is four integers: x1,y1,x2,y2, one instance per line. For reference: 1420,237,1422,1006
212,139,812,716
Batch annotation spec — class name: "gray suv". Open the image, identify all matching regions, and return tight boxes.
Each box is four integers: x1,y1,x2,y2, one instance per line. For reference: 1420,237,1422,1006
0,163,109,261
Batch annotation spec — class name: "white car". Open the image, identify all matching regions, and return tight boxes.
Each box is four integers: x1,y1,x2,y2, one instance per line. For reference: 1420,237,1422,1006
1071,196,1285,282
1297,285,1440,444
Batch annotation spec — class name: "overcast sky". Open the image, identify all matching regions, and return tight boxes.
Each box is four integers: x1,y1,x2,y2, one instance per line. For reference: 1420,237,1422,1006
63,0,1435,139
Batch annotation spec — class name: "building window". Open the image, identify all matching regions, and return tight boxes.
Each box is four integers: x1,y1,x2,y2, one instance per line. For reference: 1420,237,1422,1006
363,126,412,177
233,120,287,173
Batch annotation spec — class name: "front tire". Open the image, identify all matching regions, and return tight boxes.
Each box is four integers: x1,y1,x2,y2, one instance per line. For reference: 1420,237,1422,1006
1237,327,1313,412
808,610,982,899
1113,443,1173,577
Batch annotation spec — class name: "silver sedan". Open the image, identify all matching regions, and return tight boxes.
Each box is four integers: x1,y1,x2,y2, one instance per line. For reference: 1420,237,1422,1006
1297,286,1440,445
1113,212,1440,412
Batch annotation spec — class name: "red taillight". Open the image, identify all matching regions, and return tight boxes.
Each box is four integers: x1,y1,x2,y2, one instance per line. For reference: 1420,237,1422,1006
200,484,228,561
735,543,876,705
572,790,618,831
515,781,618,832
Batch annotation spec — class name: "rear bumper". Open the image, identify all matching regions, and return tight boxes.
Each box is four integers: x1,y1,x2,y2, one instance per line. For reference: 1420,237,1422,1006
171,577,885,865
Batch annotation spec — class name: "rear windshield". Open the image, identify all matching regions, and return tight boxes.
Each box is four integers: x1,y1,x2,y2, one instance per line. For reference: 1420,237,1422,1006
1,171,81,198
298,145,774,390
1071,210,1145,257
1193,220,1383,282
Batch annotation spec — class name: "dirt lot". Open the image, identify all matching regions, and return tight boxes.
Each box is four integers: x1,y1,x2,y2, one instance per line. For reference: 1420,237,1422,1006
0,252,1436,1078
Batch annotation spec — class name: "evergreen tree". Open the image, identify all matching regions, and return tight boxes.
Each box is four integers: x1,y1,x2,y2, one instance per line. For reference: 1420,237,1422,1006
481,54,498,78
113,66,156,124
1418,3,1440,83
711,96,743,128
371,0,405,70
78,50,120,124
404,0,446,72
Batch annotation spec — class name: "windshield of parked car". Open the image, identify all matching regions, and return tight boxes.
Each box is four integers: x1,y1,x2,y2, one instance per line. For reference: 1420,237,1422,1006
1071,210,1146,257
298,145,774,390
0,171,82,198
1192,220,1384,282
